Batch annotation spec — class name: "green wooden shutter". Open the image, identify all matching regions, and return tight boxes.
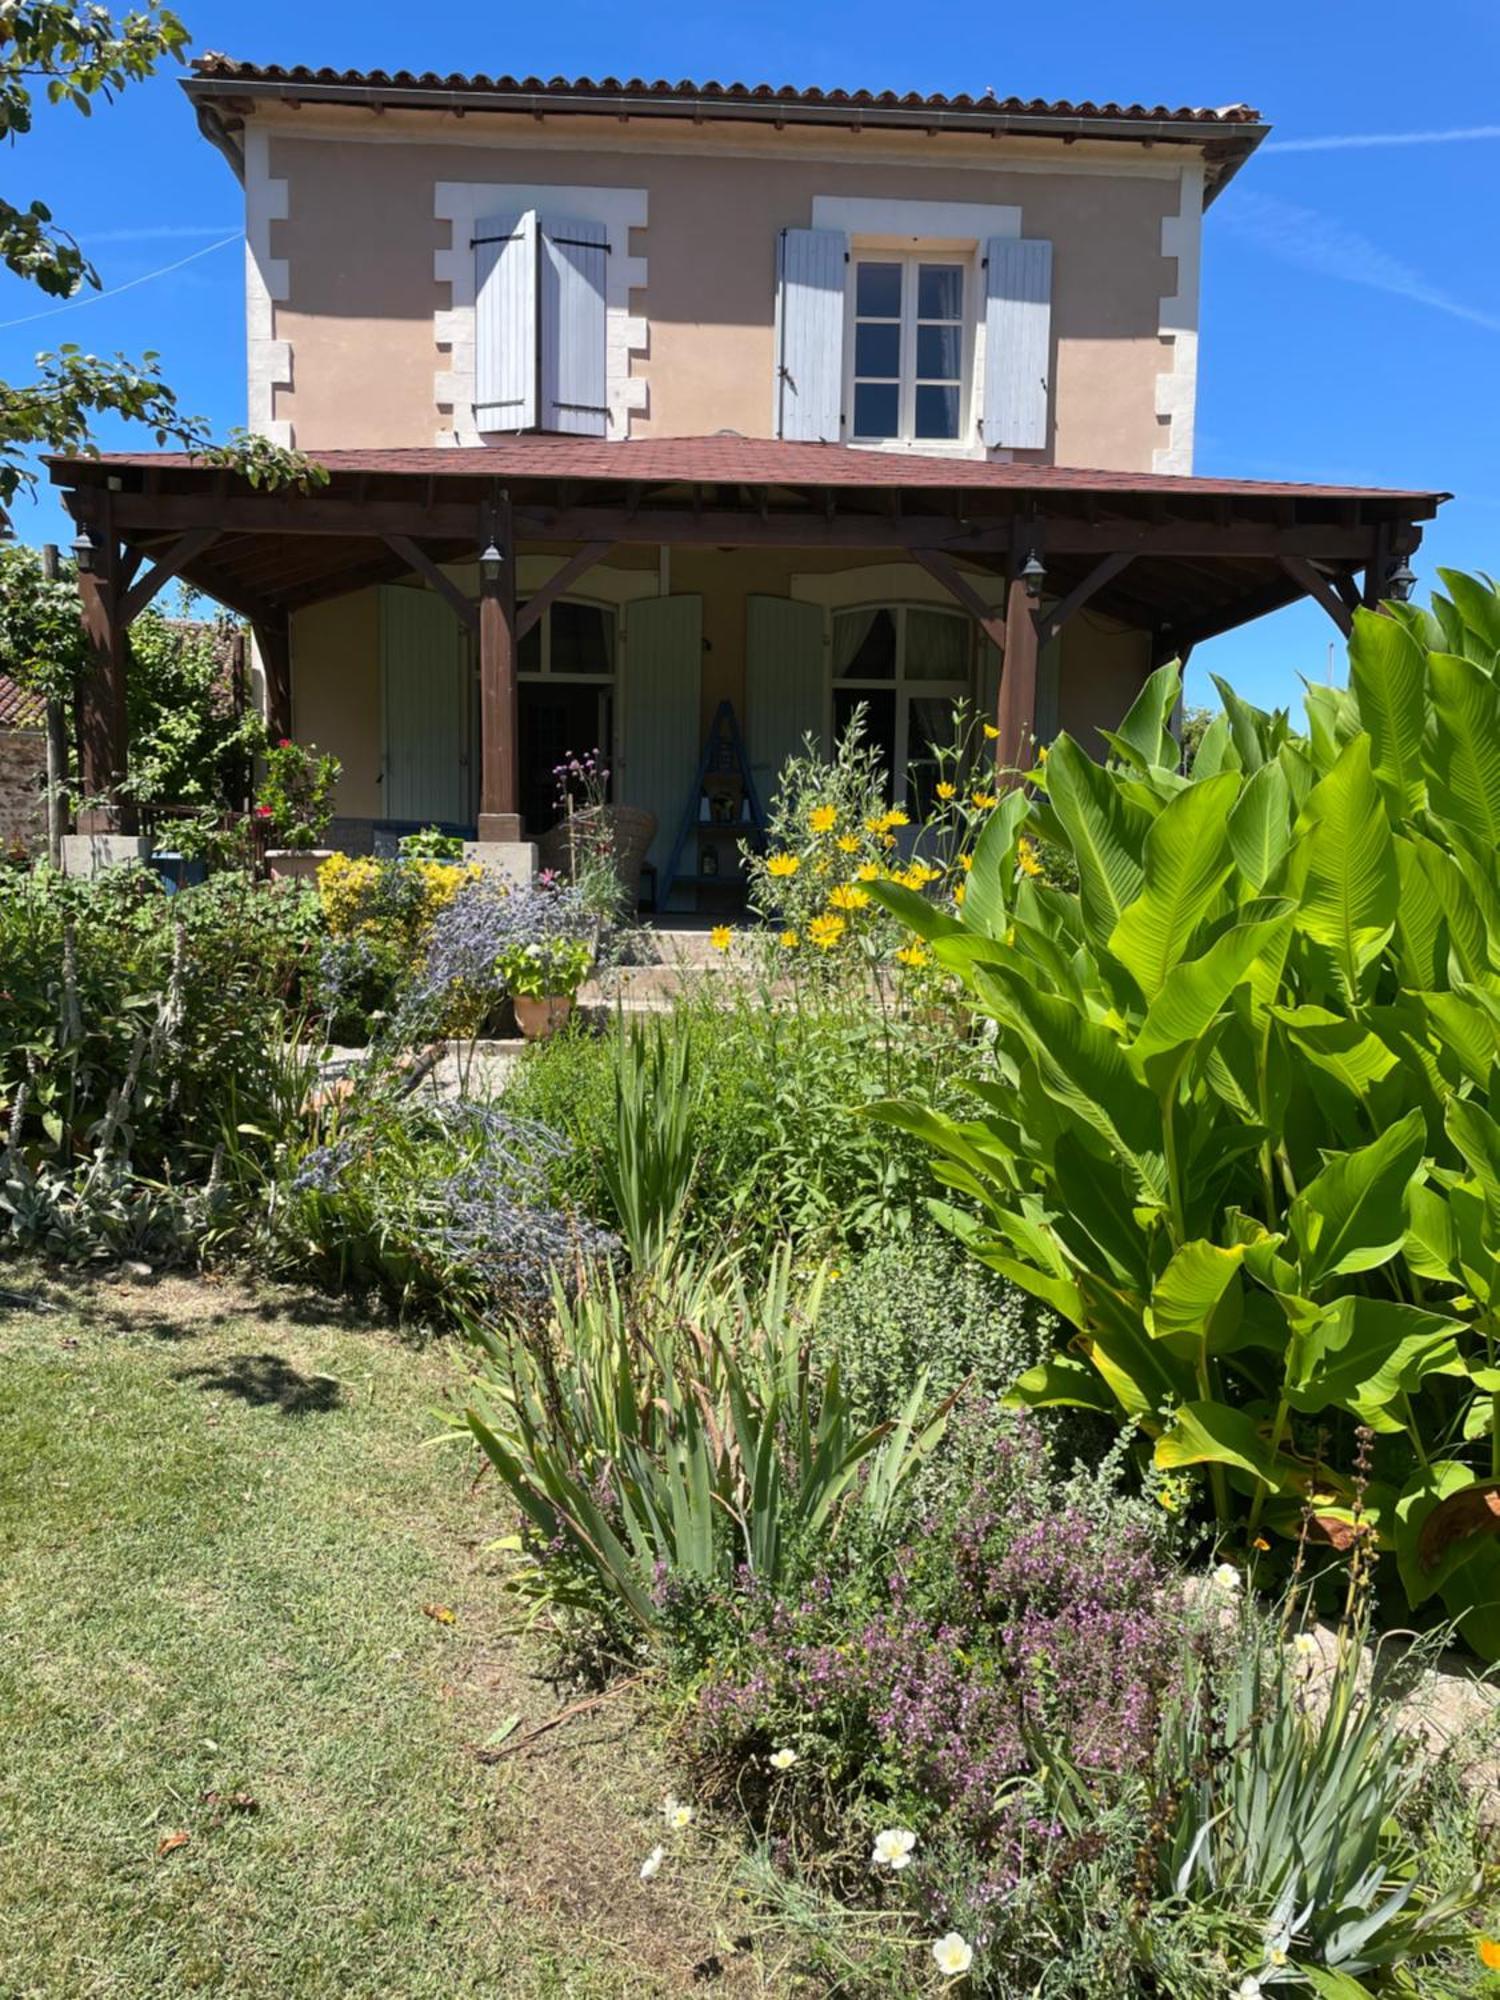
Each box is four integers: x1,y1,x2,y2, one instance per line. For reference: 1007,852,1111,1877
380,586,471,825
745,595,826,812
620,595,702,870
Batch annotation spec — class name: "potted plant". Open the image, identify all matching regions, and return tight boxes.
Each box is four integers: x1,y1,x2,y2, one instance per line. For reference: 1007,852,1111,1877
497,935,593,1039
255,738,341,877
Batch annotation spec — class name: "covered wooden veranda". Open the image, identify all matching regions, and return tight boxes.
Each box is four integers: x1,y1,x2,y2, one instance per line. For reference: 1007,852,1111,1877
49,438,1446,836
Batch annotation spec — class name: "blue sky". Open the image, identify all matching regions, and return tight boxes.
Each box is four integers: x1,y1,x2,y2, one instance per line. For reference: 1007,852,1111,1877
4,0,1497,712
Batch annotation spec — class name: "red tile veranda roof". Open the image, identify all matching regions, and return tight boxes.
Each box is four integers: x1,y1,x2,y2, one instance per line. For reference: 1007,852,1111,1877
49,436,1445,509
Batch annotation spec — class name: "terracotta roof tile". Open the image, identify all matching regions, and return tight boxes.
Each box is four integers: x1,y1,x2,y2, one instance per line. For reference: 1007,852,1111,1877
0,675,45,730
188,56,1262,127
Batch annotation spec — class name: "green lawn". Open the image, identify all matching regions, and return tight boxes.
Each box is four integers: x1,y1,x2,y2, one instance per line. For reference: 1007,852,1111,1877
0,1270,756,1999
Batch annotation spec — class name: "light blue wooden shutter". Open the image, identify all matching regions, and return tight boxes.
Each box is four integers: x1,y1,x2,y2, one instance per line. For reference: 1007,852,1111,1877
982,238,1053,450
621,596,702,871
745,596,826,810
380,586,471,825
775,227,847,441
540,214,609,436
474,210,536,431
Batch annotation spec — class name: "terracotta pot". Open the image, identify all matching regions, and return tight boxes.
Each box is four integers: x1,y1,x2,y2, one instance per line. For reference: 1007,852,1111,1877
513,993,573,1040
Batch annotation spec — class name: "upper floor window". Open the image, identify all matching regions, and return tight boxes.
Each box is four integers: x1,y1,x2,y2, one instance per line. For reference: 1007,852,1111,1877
849,256,970,447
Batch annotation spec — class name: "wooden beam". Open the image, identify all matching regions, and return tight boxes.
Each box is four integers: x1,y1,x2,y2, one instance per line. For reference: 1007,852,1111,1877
1278,554,1353,637
910,548,1008,654
75,505,135,834
384,534,479,633
1035,551,1134,645
253,610,293,740
996,564,1041,783
515,541,613,642
119,526,222,624
477,494,520,841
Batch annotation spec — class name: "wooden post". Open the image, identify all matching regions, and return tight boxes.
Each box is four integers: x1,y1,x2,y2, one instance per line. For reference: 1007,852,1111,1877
995,544,1041,785
252,610,292,741
477,492,521,842
74,508,135,834
40,543,67,864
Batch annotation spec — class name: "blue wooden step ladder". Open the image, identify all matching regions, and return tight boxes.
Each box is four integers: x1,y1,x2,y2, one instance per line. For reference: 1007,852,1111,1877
658,700,767,911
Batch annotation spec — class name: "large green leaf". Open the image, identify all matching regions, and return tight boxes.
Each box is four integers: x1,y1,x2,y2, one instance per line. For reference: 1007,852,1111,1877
1130,906,1294,1083
1445,1095,1500,1252
1154,1399,1285,1492
1146,1240,1244,1356
1227,759,1292,890
961,787,1030,940
1347,605,1427,817
1005,1351,1117,1414
1391,835,1447,990
1210,673,1283,774
1288,1106,1427,1288
1285,1296,1466,1418
1110,660,1181,771
1043,733,1150,953
1108,772,1239,998
1437,566,1500,664
1425,650,1500,857
1288,734,1398,1003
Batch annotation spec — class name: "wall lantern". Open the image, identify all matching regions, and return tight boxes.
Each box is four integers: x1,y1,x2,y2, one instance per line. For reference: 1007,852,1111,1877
478,540,505,585
1019,549,1046,597
70,526,98,574
1386,558,1417,603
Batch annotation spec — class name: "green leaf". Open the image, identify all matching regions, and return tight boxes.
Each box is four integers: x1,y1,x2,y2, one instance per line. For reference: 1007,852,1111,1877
1288,1106,1427,1287
1111,660,1181,771
1146,1240,1243,1355
1288,734,1398,1004
1108,772,1240,999
1304,1971,1375,2000
1154,1400,1284,1492
1445,1096,1500,1252
1347,605,1427,816
1272,1004,1397,1100
865,878,963,944
1285,1296,1466,1417
1436,566,1500,663
1004,1351,1117,1413
1227,760,1293,890
962,788,1030,939
1405,1182,1459,1282
1425,650,1500,857
1210,673,1282,773
1189,711,1238,779
1130,906,1294,1081
1043,733,1150,954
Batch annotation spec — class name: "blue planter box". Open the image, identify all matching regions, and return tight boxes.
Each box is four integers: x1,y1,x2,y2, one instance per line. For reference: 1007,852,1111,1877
147,851,208,895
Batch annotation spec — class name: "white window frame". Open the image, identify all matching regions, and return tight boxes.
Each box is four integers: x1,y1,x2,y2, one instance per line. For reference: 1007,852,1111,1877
517,595,620,684
844,249,979,452
830,601,974,806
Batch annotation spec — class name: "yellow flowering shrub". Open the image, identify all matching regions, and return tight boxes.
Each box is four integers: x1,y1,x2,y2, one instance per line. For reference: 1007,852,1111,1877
317,853,482,964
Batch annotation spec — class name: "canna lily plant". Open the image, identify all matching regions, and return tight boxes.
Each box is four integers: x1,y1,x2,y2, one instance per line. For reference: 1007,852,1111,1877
869,570,1500,1657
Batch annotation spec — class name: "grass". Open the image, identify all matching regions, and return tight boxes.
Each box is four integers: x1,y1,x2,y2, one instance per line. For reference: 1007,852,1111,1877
0,1267,765,1999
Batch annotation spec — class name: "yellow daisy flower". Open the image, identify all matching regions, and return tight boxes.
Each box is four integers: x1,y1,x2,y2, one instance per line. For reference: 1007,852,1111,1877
972,791,999,810
836,834,860,854
881,833,897,850
766,852,800,878
895,944,930,969
983,722,1000,740
864,815,886,835
857,863,881,883
935,782,956,801
808,912,847,949
1016,836,1043,879
710,925,732,952
779,929,800,950
808,804,838,834
828,884,870,912
959,853,974,872
954,882,967,906
882,809,911,830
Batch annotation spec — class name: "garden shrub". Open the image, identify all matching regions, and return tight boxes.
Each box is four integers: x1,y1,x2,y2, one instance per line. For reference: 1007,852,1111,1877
315,851,480,1041
872,573,1500,1659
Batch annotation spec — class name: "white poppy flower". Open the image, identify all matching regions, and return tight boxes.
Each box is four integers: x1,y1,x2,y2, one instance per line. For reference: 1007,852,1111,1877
871,1827,918,1870
662,1794,694,1830
1211,1561,1242,1595
1292,1632,1319,1661
769,1747,797,1771
932,1932,973,1978
1234,1979,1263,2000
639,1844,665,1881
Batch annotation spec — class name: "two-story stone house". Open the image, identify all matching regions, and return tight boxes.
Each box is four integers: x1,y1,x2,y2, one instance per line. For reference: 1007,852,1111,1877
53,59,1443,897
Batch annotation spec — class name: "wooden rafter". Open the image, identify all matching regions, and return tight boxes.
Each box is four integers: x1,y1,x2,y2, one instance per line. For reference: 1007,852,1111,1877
119,526,222,625
384,534,479,633
1035,551,1134,645
1278,554,1353,637
909,548,1008,654
515,541,613,642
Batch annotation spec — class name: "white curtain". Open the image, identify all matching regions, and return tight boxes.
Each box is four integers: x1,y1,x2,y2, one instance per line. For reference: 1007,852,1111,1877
832,607,881,679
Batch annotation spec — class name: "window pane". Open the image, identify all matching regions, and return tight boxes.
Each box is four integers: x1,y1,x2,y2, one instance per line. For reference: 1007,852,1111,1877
518,613,543,674
855,261,901,317
853,380,900,439
917,264,964,319
905,608,969,682
907,696,958,816
835,688,896,801
834,607,897,680
550,600,614,676
914,383,961,440
854,321,901,378
916,323,961,380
